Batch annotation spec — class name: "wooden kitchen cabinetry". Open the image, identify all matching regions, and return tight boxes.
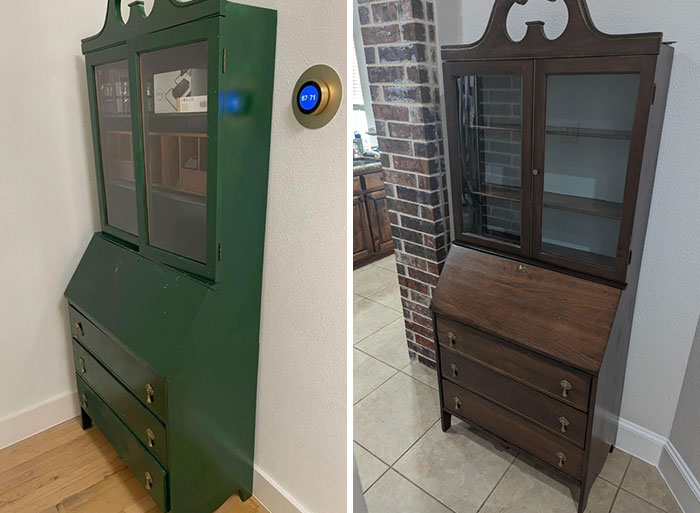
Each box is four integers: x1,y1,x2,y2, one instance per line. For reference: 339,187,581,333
432,1,673,512
353,165,393,267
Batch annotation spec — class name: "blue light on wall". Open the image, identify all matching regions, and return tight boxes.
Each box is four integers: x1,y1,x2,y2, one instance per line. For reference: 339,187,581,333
297,82,322,114
220,91,248,115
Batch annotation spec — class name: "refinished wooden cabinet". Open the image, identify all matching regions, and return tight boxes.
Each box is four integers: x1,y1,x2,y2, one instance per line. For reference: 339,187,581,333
353,165,393,267
65,1,276,511
432,1,673,511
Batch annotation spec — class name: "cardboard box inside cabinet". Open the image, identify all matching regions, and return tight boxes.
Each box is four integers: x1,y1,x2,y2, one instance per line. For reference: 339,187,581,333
154,69,207,113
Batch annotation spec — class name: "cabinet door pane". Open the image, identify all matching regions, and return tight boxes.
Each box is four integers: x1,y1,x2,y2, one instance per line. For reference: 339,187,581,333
140,42,208,263
456,75,523,246
541,73,640,268
95,61,138,236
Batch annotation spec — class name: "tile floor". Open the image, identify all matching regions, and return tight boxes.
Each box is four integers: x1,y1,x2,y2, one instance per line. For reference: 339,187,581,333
353,255,683,513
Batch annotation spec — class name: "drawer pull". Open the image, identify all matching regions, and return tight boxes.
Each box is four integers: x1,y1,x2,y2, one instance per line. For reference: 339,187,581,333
448,332,457,346
559,379,572,398
558,416,570,433
74,322,84,337
144,471,153,490
78,357,86,374
145,383,155,404
146,428,155,448
80,394,88,409
557,451,567,467
451,363,459,378
454,397,462,410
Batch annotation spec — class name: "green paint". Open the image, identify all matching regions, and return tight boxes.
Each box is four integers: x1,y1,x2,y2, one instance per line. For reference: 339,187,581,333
67,2,277,511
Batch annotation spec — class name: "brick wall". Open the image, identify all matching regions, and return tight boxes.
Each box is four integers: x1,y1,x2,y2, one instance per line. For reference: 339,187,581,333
357,0,450,366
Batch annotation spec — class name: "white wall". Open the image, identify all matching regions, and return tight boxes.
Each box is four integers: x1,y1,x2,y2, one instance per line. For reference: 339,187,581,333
436,0,700,440
0,2,347,513
0,1,102,445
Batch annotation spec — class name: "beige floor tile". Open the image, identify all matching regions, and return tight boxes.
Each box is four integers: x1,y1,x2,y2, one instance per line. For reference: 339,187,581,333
355,443,389,492
354,373,440,465
394,421,515,513
374,255,398,272
354,349,397,404
599,448,632,486
401,360,438,389
480,457,617,513
621,457,682,512
354,298,401,343
364,470,452,513
367,284,403,312
356,319,411,370
354,265,399,298
611,490,667,513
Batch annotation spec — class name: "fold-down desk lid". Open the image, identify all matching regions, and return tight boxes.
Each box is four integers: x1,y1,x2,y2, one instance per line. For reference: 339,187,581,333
431,246,621,375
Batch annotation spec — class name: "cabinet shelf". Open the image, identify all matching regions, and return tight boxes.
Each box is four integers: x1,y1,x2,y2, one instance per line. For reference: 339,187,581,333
473,183,521,202
541,242,616,269
546,126,633,140
543,192,623,219
470,123,521,132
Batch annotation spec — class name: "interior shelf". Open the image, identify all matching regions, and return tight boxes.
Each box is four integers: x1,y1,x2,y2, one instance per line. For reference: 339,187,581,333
546,126,633,140
543,192,623,219
470,123,522,132
541,242,616,269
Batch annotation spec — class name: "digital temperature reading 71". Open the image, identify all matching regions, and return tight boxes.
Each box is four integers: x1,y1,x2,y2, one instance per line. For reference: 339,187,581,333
297,82,323,114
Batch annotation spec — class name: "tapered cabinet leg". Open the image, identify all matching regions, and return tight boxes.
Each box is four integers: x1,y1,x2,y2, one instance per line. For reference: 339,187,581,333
240,488,252,502
80,408,93,430
610,444,615,453
578,488,588,513
441,411,452,432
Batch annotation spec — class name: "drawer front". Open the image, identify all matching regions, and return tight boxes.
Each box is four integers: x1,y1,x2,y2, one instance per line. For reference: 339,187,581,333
69,306,167,421
353,176,363,195
73,340,168,466
77,377,169,511
442,380,583,480
363,171,384,191
440,347,587,447
436,316,591,411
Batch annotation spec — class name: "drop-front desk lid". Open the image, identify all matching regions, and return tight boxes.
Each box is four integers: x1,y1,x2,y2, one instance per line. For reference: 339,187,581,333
431,246,622,375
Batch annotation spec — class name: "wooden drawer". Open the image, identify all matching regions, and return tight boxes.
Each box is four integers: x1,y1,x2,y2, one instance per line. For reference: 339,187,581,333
440,347,587,447
73,340,168,466
69,306,167,421
442,379,583,480
77,377,169,511
436,316,591,411
363,171,384,191
353,176,363,195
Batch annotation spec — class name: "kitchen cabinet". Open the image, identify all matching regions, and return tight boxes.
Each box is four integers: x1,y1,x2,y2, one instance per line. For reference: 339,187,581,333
353,165,393,267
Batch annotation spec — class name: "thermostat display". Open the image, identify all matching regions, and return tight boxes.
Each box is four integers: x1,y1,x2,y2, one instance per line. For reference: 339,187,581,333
298,82,322,114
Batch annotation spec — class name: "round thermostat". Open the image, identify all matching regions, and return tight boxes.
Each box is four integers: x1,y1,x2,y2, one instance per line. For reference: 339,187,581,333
292,65,342,129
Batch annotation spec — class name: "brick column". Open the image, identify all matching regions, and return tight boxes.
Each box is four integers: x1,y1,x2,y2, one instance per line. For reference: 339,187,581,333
357,0,450,366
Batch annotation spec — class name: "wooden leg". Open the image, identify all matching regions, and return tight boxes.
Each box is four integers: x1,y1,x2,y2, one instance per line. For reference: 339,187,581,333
578,487,588,513
610,444,615,453
441,411,452,432
80,408,93,430
239,488,253,502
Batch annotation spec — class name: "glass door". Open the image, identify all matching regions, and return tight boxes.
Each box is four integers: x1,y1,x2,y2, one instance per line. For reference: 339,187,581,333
86,47,142,244
444,61,534,257
130,19,220,281
532,56,653,281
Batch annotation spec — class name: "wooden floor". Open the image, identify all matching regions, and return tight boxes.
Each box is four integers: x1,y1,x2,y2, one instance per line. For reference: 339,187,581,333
0,419,267,513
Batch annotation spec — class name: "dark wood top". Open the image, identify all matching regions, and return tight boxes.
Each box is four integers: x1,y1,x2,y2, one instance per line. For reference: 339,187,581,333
431,246,621,374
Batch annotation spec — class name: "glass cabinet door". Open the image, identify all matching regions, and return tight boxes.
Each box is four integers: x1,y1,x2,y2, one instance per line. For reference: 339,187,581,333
139,41,209,264
94,60,139,236
445,61,533,256
534,59,644,276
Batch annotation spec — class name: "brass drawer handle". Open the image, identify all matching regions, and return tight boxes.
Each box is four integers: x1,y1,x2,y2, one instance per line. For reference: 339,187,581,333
557,451,567,467
559,379,572,398
78,357,86,374
144,471,153,490
454,397,462,410
145,383,155,404
559,416,570,433
146,429,155,448
448,332,456,346
80,394,88,409
74,322,84,337
451,363,459,378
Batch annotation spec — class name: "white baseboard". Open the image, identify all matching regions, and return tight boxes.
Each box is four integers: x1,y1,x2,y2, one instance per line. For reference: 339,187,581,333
616,417,668,466
253,466,309,513
659,442,700,513
0,391,79,450
617,417,700,513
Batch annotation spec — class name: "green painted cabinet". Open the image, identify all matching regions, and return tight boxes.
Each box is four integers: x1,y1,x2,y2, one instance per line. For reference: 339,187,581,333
66,1,277,511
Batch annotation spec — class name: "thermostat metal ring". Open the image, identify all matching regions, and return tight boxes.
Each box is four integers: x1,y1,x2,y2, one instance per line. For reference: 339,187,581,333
292,65,342,129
